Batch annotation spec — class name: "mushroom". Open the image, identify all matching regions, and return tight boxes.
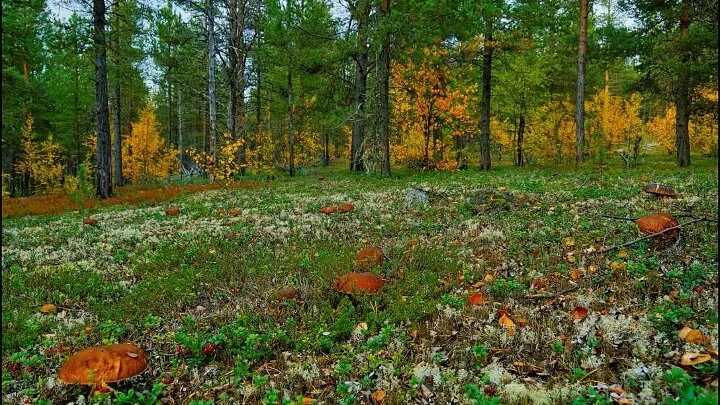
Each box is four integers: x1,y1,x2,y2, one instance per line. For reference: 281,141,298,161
643,183,677,198
635,213,679,238
166,207,180,216
356,246,384,268
338,203,354,213
333,272,384,294
320,206,338,215
59,343,148,392
83,217,98,226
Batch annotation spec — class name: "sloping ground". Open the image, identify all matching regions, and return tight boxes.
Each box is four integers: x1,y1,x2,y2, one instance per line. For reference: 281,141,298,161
2,161,718,404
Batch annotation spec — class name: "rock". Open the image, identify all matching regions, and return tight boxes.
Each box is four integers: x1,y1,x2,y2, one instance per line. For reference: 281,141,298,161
405,188,429,207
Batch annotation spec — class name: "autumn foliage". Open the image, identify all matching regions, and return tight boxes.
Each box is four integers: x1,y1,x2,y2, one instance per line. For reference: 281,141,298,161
123,106,179,183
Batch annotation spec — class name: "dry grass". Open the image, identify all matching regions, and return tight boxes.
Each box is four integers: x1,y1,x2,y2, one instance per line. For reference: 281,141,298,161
1,181,265,219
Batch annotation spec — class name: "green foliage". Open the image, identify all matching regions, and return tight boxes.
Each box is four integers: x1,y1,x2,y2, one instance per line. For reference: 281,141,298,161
489,278,527,299
650,302,694,335
663,367,719,404
464,384,500,404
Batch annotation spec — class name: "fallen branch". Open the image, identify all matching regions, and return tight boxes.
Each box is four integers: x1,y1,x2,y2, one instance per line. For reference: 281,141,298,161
522,285,580,300
595,217,709,254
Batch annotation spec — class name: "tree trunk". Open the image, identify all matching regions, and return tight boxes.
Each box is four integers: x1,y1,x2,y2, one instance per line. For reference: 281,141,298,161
675,0,691,167
575,0,589,166
350,3,369,172
378,0,391,176
111,11,123,187
479,16,493,171
207,0,217,180
178,89,183,170
516,114,525,167
288,66,295,177
113,84,123,185
93,0,112,198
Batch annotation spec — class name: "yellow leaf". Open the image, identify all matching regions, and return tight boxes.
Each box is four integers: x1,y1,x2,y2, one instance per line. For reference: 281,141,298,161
499,314,516,336
40,304,57,314
372,390,386,403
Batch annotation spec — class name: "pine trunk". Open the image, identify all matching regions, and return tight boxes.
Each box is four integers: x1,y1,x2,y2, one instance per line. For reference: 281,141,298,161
378,0,391,176
675,0,691,167
575,0,589,166
93,0,112,198
207,0,217,180
516,114,525,167
479,17,493,171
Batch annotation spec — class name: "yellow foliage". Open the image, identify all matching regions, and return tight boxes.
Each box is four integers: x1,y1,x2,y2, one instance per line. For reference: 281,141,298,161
391,45,477,168
17,115,64,194
187,134,244,182
646,89,718,156
588,92,643,150
122,106,179,183
646,106,676,154
524,100,576,162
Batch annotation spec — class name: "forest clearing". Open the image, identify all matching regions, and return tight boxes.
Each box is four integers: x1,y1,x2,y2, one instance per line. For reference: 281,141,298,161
2,0,718,402
2,158,718,403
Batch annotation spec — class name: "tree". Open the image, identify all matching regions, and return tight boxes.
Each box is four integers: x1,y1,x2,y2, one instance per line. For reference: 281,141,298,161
123,105,179,182
575,0,589,166
347,0,371,172
377,0,391,176
93,0,112,198
622,0,718,166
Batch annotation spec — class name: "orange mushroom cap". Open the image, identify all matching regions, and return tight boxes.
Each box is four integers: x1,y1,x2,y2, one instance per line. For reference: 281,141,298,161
58,343,148,384
635,213,679,237
333,272,383,294
338,203,354,213
356,246,384,267
320,206,338,215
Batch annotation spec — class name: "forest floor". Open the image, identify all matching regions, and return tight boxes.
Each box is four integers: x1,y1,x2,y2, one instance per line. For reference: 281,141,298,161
2,157,718,404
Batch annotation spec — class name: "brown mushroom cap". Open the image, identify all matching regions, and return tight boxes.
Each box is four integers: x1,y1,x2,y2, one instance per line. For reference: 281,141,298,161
643,183,677,197
338,203,354,213
58,343,148,384
320,206,338,215
166,207,180,216
635,213,679,237
333,272,383,294
356,246,384,267
83,217,98,226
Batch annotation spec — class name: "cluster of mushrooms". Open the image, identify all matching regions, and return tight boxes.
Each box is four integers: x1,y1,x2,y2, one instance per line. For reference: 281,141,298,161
64,182,685,395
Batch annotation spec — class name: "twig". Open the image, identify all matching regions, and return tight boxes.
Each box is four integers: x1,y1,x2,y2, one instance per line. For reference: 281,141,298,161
595,217,709,254
578,368,599,382
522,285,580,300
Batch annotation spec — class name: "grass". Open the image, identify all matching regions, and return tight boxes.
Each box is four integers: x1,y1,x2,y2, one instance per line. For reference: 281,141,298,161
1,155,718,404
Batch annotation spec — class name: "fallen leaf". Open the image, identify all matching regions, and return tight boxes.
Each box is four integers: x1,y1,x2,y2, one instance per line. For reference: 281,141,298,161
572,306,589,321
617,249,629,258
569,269,582,280
302,398,315,405
40,304,57,314
564,237,575,247
678,327,710,345
468,293,486,306
680,352,711,366
484,274,495,283
531,278,548,290
610,261,627,271
608,295,616,304
372,390,386,403
515,316,528,326
499,314,516,336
